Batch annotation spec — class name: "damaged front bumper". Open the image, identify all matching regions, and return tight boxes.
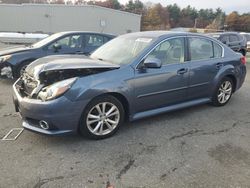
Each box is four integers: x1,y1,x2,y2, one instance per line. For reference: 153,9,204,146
13,79,88,135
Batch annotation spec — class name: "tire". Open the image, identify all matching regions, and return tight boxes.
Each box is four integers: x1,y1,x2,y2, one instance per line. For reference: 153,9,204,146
212,77,234,106
79,95,125,139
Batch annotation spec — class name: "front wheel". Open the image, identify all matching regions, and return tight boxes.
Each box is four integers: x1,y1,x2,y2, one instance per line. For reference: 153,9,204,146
212,77,234,106
79,95,125,139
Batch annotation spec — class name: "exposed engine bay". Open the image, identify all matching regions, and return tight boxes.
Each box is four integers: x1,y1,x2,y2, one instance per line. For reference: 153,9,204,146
15,67,115,99
39,68,112,85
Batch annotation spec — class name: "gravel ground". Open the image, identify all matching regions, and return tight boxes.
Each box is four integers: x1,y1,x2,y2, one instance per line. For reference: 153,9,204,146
0,47,250,188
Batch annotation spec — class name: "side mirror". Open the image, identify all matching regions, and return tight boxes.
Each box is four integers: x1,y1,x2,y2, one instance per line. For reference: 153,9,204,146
53,43,62,52
143,57,162,68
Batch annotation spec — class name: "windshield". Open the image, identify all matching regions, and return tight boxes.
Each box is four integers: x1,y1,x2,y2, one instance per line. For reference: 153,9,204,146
90,36,154,65
31,33,64,48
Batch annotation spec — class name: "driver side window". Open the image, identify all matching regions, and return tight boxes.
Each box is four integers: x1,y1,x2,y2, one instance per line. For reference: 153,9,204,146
147,38,185,65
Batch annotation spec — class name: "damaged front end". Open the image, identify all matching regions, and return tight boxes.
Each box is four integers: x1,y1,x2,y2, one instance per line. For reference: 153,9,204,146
15,67,118,101
14,55,120,101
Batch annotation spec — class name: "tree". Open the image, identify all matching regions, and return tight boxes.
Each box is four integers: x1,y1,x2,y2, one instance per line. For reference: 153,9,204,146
167,3,181,27
142,3,169,30
178,5,198,28
226,11,239,31
124,0,144,14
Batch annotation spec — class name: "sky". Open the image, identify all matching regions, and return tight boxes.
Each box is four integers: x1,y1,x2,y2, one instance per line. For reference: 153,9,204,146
115,0,250,14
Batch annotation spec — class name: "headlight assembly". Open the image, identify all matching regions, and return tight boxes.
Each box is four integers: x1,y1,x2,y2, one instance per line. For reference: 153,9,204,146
0,55,12,63
38,77,77,101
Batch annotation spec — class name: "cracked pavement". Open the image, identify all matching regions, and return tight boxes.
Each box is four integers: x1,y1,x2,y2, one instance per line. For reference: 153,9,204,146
0,55,250,187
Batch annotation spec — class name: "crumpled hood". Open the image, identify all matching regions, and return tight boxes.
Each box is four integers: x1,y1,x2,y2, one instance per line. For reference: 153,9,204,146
25,55,120,78
0,45,31,56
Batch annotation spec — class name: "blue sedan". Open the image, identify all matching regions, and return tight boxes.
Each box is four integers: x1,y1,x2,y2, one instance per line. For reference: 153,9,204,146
13,31,247,139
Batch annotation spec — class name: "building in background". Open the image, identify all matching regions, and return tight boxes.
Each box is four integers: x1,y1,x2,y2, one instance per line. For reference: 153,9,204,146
0,4,141,35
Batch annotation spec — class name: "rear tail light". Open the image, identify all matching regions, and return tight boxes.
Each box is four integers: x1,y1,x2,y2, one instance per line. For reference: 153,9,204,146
240,56,247,65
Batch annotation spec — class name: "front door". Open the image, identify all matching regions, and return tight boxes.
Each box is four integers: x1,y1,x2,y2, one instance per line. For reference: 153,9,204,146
133,37,189,113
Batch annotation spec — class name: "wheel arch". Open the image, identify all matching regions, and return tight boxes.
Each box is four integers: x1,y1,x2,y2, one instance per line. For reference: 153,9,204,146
78,92,129,138
225,74,237,93
14,58,36,78
80,92,130,122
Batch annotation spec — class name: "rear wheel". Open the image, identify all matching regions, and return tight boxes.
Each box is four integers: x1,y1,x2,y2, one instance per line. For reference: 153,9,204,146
212,77,234,106
79,95,124,139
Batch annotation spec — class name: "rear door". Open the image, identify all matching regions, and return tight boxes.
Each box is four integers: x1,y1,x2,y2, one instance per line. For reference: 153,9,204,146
187,37,224,100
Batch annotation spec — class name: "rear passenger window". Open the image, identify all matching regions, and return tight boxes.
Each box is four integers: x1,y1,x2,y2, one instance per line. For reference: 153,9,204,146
189,38,213,61
213,42,223,58
85,35,104,47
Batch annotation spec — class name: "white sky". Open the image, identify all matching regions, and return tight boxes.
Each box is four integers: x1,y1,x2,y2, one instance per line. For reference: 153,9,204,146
83,0,250,14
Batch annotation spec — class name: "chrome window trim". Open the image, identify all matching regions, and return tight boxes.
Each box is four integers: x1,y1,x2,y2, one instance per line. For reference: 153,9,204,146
136,35,225,70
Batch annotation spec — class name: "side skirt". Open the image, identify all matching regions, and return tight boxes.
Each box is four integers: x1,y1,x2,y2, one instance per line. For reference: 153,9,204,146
131,98,211,121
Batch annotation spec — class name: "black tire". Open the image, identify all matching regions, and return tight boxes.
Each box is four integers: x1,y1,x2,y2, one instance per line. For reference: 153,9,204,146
79,95,125,139
212,77,234,107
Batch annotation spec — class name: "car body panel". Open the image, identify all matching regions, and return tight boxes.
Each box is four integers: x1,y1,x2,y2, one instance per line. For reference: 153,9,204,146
133,63,189,113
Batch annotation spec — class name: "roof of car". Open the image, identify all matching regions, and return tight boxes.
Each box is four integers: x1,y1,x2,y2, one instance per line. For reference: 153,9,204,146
123,31,184,37
55,31,116,37
121,31,210,39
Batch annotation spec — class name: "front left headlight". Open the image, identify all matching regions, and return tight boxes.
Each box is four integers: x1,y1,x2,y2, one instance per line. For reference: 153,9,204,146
0,55,12,63
38,77,77,101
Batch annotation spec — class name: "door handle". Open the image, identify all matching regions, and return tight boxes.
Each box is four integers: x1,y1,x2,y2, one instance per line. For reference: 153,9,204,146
216,63,223,69
177,68,188,75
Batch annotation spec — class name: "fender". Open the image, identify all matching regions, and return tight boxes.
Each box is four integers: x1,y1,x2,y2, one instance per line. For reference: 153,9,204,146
211,64,236,94
66,66,134,113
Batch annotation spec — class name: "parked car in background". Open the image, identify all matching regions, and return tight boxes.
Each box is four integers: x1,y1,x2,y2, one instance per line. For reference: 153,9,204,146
208,32,247,56
240,32,250,52
0,31,115,78
13,31,247,139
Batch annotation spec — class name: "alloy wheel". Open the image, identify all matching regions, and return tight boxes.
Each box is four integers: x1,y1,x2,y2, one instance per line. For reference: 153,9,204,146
217,80,232,104
86,102,120,136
